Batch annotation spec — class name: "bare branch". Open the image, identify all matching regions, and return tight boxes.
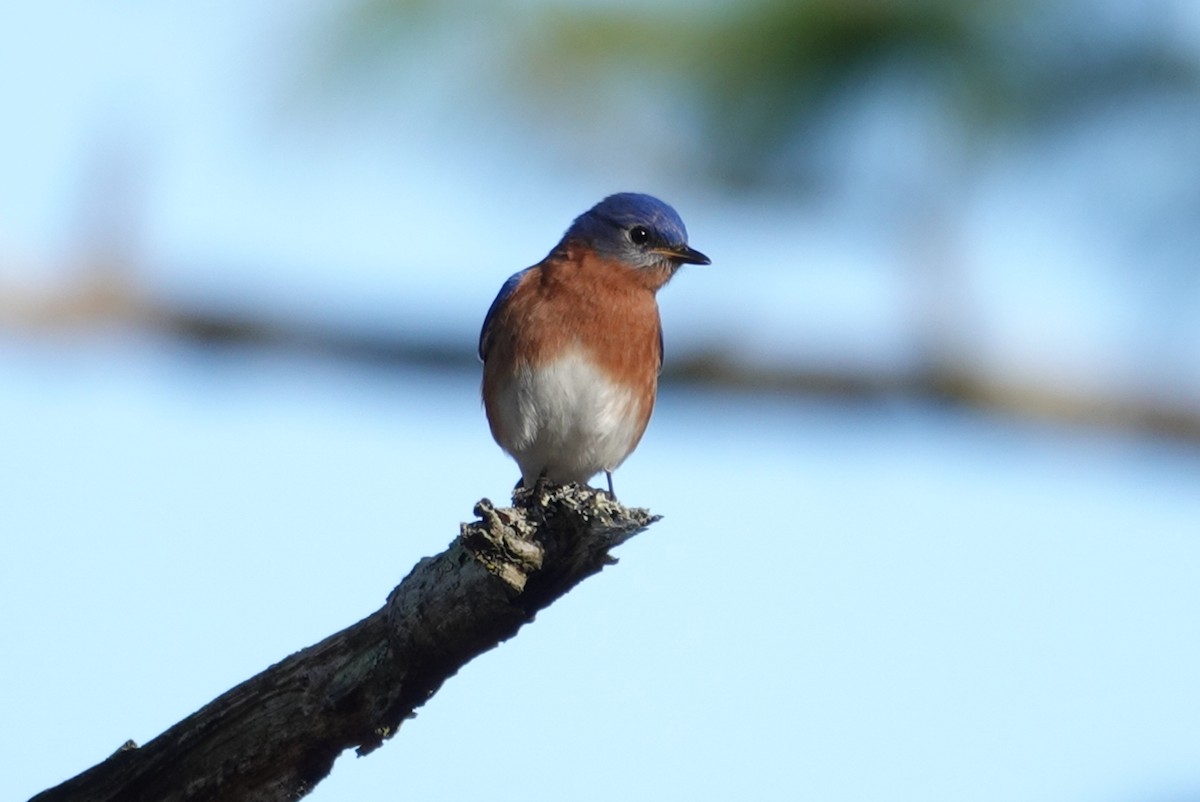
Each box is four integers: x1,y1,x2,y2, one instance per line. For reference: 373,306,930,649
31,485,659,802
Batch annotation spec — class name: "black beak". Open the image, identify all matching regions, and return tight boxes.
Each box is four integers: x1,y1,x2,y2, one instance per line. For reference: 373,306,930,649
662,245,711,265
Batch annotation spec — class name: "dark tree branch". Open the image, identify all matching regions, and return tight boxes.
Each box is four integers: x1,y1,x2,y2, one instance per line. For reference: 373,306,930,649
31,485,659,802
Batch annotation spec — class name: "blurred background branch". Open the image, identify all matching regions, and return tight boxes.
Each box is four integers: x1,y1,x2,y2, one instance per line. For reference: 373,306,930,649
4,268,1200,443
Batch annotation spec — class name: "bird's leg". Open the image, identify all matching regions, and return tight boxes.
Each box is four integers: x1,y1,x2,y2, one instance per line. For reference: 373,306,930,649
605,470,616,500
513,472,548,504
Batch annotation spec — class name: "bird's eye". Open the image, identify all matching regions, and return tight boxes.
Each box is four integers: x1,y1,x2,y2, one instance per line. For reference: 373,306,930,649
629,226,651,245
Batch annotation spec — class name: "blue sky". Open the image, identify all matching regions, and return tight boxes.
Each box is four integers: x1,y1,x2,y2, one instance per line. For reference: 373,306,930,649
4,341,1200,801
3,2,1200,801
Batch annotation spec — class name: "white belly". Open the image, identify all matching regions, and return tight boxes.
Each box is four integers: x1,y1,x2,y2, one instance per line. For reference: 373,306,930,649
493,348,643,485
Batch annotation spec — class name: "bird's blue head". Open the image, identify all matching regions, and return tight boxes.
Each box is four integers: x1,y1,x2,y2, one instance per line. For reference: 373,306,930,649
559,192,710,272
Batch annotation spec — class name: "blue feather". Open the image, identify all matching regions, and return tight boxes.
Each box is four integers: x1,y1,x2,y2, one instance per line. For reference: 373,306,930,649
478,268,529,361
559,192,708,269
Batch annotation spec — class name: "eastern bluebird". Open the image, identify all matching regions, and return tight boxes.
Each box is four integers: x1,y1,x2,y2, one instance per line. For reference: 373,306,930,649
478,192,709,496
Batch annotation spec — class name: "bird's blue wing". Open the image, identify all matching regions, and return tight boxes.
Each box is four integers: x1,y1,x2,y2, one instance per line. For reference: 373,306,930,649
657,325,664,375
478,269,529,361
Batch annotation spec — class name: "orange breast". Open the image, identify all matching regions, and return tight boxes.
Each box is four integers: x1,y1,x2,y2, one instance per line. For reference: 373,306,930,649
481,250,663,450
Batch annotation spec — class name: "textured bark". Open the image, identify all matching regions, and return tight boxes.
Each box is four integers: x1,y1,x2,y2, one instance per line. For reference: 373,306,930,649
31,484,658,802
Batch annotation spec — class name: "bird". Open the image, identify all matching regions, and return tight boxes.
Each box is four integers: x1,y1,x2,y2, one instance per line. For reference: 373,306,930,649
478,192,709,497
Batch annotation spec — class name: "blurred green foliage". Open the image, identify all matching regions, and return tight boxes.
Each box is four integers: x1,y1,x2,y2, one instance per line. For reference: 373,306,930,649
319,0,1199,187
